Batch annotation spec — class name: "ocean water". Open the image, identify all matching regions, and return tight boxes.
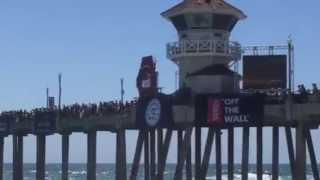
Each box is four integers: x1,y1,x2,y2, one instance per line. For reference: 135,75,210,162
2,164,315,180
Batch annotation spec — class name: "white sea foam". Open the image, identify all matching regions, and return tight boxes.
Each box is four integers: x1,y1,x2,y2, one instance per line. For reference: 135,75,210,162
205,173,278,180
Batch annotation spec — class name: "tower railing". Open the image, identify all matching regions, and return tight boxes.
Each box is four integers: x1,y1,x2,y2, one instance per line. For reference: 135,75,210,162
166,39,241,60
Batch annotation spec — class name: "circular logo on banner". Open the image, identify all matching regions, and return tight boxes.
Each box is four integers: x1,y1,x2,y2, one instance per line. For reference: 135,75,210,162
145,98,161,127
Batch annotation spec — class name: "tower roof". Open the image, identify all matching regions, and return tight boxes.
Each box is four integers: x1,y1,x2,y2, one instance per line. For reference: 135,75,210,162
161,0,246,20
188,64,240,77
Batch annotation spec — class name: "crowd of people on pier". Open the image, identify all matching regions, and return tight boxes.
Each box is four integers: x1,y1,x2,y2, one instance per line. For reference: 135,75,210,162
60,100,136,119
0,83,320,122
0,100,137,123
294,83,320,103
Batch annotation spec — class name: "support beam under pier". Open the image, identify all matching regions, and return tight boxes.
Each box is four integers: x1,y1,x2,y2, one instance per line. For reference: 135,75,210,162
61,133,70,180
285,127,295,180
195,127,202,180
0,136,3,180
306,129,320,180
130,131,144,180
228,128,234,180
257,126,263,180
216,129,222,180
201,128,215,180
150,130,156,180
116,130,127,180
241,127,250,180
157,129,172,180
272,127,279,180
144,130,150,180
17,135,24,180
87,131,97,180
36,135,46,180
295,124,306,180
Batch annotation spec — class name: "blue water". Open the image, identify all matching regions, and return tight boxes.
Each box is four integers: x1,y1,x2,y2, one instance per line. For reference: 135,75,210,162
2,164,315,180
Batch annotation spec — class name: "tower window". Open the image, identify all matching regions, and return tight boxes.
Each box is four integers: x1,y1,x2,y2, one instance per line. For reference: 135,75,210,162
213,14,235,31
170,15,187,31
186,13,212,29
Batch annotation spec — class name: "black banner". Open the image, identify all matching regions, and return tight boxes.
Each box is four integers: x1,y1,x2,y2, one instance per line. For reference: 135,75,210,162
33,111,57,134
195,94,264,127
136,93,174,129
243,55,287,90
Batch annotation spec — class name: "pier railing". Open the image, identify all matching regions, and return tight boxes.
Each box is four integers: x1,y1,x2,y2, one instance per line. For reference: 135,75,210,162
166,40,241,60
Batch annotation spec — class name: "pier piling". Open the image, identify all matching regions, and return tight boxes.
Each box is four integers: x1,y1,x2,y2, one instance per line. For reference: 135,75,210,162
17,135,24,180
257,126,263,180
61,133,70,180
306,129,320,180
144,130,150,180
176,130,183,180
36,135,46,180
130,131,144,180
228,128,234,180
285,127,295,179
195,127,201,180
241,127,250,180
86,131,97,180
0,136,3,180
12,135,17,180
157,129,163,180
201,128,214,180
158,130,172,180
150,130,156,180
272,127,279,180
295,124,306,180
216,128,222,180
116,130,127,180
185,134,192,180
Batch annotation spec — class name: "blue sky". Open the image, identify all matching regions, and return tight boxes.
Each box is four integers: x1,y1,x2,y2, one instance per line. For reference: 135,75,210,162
1,0,320,163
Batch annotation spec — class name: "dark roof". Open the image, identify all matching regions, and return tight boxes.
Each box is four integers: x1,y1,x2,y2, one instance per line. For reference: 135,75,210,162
188,64,238,77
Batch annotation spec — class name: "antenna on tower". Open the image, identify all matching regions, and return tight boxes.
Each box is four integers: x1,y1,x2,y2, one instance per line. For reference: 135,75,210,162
46,88,49,108
288,35,294,93
58,73,62,110
120,78,125,104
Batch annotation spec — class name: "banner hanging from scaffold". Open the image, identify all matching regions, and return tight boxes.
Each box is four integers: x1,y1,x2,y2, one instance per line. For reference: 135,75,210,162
195,94,264,127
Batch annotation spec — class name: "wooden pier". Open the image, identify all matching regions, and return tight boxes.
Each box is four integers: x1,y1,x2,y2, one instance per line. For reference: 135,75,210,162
0,94,320,180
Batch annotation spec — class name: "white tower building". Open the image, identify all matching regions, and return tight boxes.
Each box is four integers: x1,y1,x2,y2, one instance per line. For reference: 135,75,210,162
162,0,246,94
